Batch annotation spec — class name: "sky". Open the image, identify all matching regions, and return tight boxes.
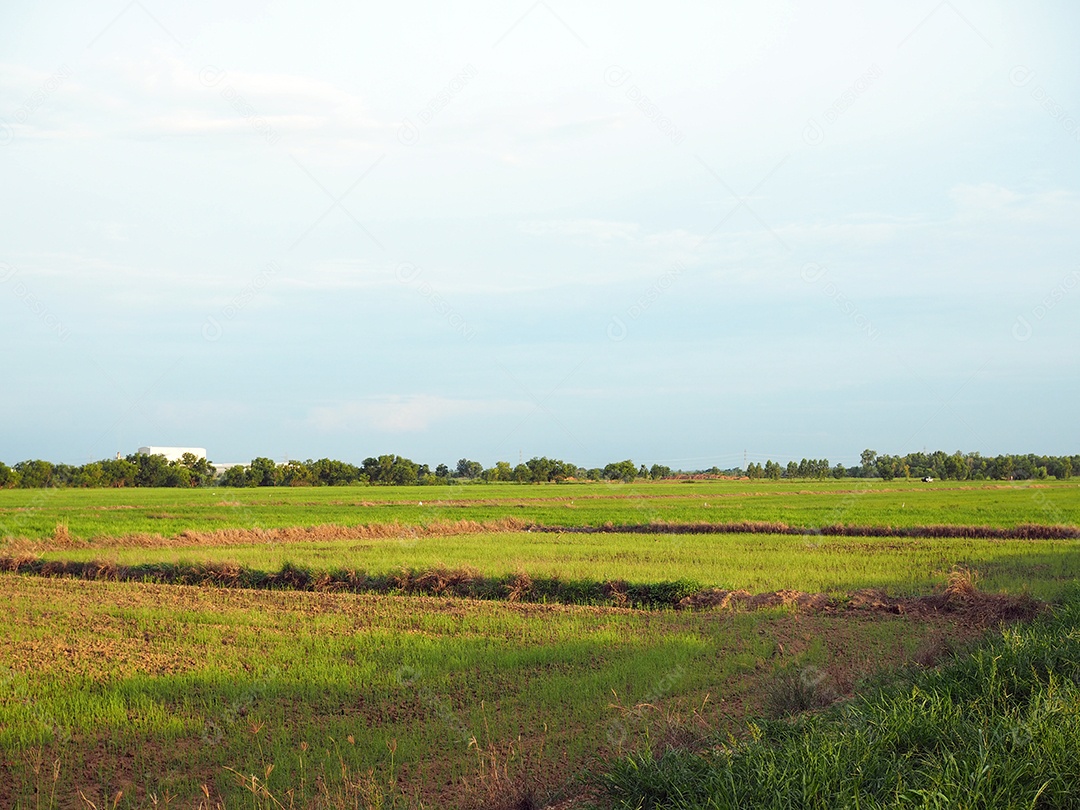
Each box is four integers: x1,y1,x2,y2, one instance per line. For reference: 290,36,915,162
1,1,1078,470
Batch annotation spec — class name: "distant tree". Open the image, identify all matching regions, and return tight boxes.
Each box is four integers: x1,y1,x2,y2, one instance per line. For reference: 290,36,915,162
456,459,484,479
512,463,531,483
178,453,216,487
221,466,248,487
832,462,847,478
51,464,78,486
875,455,908,481
649,464,672,480
247,457,281,487
161,464,193,488
309,458,361,486
526,457,554,483
549,459,576,482
128,454,170,487
15,460,54,488
100,458,137,487
361,455,419,486
603,460,637,483
435,463,451,480
0,462,20,488
388,455,419,486
280,460,314,486
746,462,764,479
485,461,513,482
72,462,105,488
763,460,782,480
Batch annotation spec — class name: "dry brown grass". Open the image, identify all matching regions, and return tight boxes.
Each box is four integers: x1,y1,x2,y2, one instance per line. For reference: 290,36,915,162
23,518,530,553
506,570,533,602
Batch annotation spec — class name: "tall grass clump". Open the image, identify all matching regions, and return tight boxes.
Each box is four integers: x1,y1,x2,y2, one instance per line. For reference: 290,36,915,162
602,586,1080,809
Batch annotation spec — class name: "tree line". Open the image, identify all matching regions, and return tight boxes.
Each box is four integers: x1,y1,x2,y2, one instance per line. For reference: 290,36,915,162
745,450,1076,482
0,449,1073,489
0,453,675,489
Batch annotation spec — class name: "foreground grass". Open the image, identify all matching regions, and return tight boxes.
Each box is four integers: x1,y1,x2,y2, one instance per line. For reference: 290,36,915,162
22,530,1080,600
601,587,1080,809
1,479,1077,544
0,574,986,809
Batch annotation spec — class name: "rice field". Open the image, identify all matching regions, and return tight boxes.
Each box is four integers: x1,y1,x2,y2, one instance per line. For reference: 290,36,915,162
0,574,995,809
20,530,1080,600
1,479,1077,545
1,478,1077,808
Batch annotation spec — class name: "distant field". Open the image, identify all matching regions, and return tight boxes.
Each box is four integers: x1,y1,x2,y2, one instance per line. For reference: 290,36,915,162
1,479,1077,544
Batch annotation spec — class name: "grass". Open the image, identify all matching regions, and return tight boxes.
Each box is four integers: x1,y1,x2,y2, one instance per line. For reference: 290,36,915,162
600,586,1080,809
14,529,1079,600
0,574,993,809
0,479,1077,544
1,480,1076,807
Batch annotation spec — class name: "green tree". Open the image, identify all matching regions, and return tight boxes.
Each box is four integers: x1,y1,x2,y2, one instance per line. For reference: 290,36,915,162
178,453,216,487
247,457,281,487
221,466,248,487
485,461,513,482
526,457,554,483
100,458,137,487
603,460,637,483
0,462,19,488
456,459,484,479
72,462,105,488
14,460,54,488
280,460,314,486
129,454,169,487
763,460,781,480
162,464,193,488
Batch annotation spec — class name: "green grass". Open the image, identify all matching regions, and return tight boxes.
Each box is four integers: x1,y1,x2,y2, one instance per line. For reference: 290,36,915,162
3,480,1077,808
27,530,1080,599
1,479,1077,544
600,587,1080,809
0,574,959,809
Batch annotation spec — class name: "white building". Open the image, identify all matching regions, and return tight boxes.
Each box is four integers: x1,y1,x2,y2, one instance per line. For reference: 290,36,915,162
137,446,208,463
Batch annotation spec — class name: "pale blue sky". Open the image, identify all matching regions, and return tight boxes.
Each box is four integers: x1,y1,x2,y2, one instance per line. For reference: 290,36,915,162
2,1,1078,469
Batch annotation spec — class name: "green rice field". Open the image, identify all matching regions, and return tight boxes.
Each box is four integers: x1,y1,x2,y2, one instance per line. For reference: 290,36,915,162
1,478,1077,808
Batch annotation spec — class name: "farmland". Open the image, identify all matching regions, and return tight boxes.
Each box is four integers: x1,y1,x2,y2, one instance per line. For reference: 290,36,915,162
1,478,1078,808
1,479,1078,544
